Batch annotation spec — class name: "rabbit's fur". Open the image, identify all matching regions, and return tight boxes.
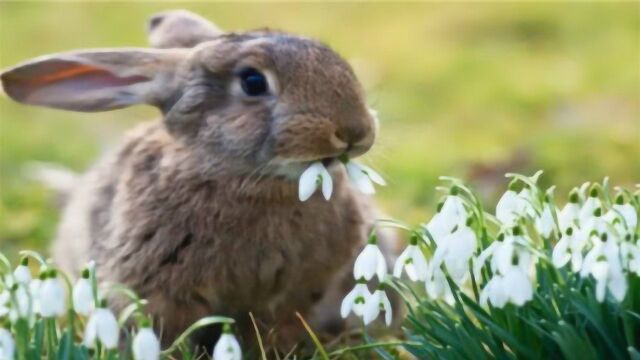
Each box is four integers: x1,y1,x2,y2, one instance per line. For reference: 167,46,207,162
1,10,399,349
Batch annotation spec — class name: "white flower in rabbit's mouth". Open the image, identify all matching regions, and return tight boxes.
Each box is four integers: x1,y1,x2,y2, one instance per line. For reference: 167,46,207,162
132,325,161,360
353,236,388,282
340,278,371,318
38,270,66,318
213,324,242,360
298,161,333,201
340,154,386,195
84,302,119,349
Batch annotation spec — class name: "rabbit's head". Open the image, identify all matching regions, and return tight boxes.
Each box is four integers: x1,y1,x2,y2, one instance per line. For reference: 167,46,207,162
1,16,377,178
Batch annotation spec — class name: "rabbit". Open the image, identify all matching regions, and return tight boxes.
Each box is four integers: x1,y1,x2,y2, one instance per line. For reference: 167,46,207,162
1,10,399,351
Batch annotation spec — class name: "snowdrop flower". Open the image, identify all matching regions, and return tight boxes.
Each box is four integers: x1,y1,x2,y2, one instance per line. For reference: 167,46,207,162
431,222,477,284
621,238,640,276
393,236,428,281
605,194,638,235
424,265,454,304
0,292,9,318
492,228,533,276
132,326,161,360
344,160,386,195
353,238,387,281
73,269,94,316
341,279,371,318
496,182,522,226
362,286,392,326
535,197,555,238
213,324,242,360
439,187,468,226
423,204,456,244
517,187,537,219
298,161,332,201
480,268,533,308
581,233,627,302
84,305,119,349
578,187,602,227
552,227,588,272
558,189,580,232
9,284,33,322
13,258,31,285
0,328,15,360
38,270,66,318
479,275,508,308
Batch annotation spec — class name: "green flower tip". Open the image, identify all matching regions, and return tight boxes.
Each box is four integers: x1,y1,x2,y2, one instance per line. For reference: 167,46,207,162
507,180,519,191
139,318,151,328
19,257,28,266
450,186,460,196
497,233,505,241
222,323,233,334
368,233,378,244
356,277,367,284
81,268,90,279
568,189,579,203
543,194,552,203
465,217,474,227
377,282,386,290
409,234,419,246
512,226,523,236
565,227,573,236
589,186,599,198
615,193,625,205
436,201,444,213
625,234,632,241
48,269,58,278
338,153,349,164
38,272,47,280
99,299,108,308
593,207,602,217
600,232,608,242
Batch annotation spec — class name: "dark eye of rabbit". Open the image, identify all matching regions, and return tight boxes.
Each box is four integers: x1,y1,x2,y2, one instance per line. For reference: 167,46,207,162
239,68,268,96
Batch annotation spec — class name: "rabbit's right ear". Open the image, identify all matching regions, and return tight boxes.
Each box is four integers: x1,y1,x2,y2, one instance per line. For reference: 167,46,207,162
1,48,188,112
147,10,223,48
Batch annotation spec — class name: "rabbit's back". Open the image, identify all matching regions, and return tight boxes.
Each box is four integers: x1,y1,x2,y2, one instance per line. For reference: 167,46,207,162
53,120,370,340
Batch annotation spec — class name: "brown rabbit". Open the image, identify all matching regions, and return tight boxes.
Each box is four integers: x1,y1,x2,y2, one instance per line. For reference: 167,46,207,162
1,10,398,351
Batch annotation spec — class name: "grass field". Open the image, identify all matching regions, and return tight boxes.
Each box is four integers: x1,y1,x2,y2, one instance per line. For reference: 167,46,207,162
0,2,638,259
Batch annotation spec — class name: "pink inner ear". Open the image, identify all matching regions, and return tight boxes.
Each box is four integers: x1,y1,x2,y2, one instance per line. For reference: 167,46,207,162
2,59,150,111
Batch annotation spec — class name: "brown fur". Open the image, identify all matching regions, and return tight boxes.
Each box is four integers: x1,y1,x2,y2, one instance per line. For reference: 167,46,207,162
1,10,398,350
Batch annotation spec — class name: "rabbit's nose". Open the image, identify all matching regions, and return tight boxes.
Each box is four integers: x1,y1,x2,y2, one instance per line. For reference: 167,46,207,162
334,122,373,151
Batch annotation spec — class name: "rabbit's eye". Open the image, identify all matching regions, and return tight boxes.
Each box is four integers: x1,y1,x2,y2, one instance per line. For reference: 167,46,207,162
238,68,268,96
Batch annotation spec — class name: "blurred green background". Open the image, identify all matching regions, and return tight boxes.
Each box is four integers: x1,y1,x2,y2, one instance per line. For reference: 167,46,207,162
0,2,638,259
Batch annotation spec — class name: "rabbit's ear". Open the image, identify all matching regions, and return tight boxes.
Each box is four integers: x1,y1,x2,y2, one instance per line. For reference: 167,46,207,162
1,48,187,112
147,10,223,48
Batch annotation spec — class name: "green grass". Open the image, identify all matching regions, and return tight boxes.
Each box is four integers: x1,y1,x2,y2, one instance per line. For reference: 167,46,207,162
0,3,639,259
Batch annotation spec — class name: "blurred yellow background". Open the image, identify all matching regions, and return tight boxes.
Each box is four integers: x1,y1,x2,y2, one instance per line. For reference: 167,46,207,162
0,2,638,259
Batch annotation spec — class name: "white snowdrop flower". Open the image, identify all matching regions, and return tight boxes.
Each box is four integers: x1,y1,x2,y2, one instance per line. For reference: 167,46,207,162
535,199,555,238
496,183,522,226
213,324,242,360
578,187,602,227
362,287,392,326
502,267,534,306
9,284,32,322
439,187,468,226
621,239,640,276
393,237,428,281
605,194,638,235
341,279,371,318
424,208,457,245
492,229,533,276
132,327,161,360
13,259,31,285
517,187,538,219
298,161,332,201
353,240,387,282
431,223,477,284
552,227,587,271
344,160,386,195
424,265,454,304
558,190,580,232
84,306,119,349
73,269,94,316
479,275,508,308
38,271,66,318
0,328,15,360
581,234,627,302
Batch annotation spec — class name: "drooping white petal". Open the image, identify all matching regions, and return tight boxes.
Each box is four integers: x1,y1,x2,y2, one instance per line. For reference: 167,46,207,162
579,196,602,227
298,162,323,201
213,333,242,360
319,165,333,200
607,271,627,302
496,190,521,226
494,237,515,275
39,278,66,318
424,212,457,244
612,203,638,232
132,328,161,360
340,287,357,318
381,291,393,326
346,162,375,195
358,164,386,186
393,245,429,282
552,236,571,268
0,328,15,360
558,202,580,232
13,265,31,285
84,308,119,349
72,278,94,316
340,283,370,318
535,205,555,238
362,290,381,325
503,268,533,306
353,244,387,281
440,195,467,226
591,261,609,302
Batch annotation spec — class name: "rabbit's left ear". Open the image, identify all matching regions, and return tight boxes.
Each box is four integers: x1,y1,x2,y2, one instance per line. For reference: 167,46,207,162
1,48,187,112
148,10,223,48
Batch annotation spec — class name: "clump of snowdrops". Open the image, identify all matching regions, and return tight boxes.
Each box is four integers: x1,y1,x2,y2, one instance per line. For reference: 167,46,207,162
2,167,639,359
